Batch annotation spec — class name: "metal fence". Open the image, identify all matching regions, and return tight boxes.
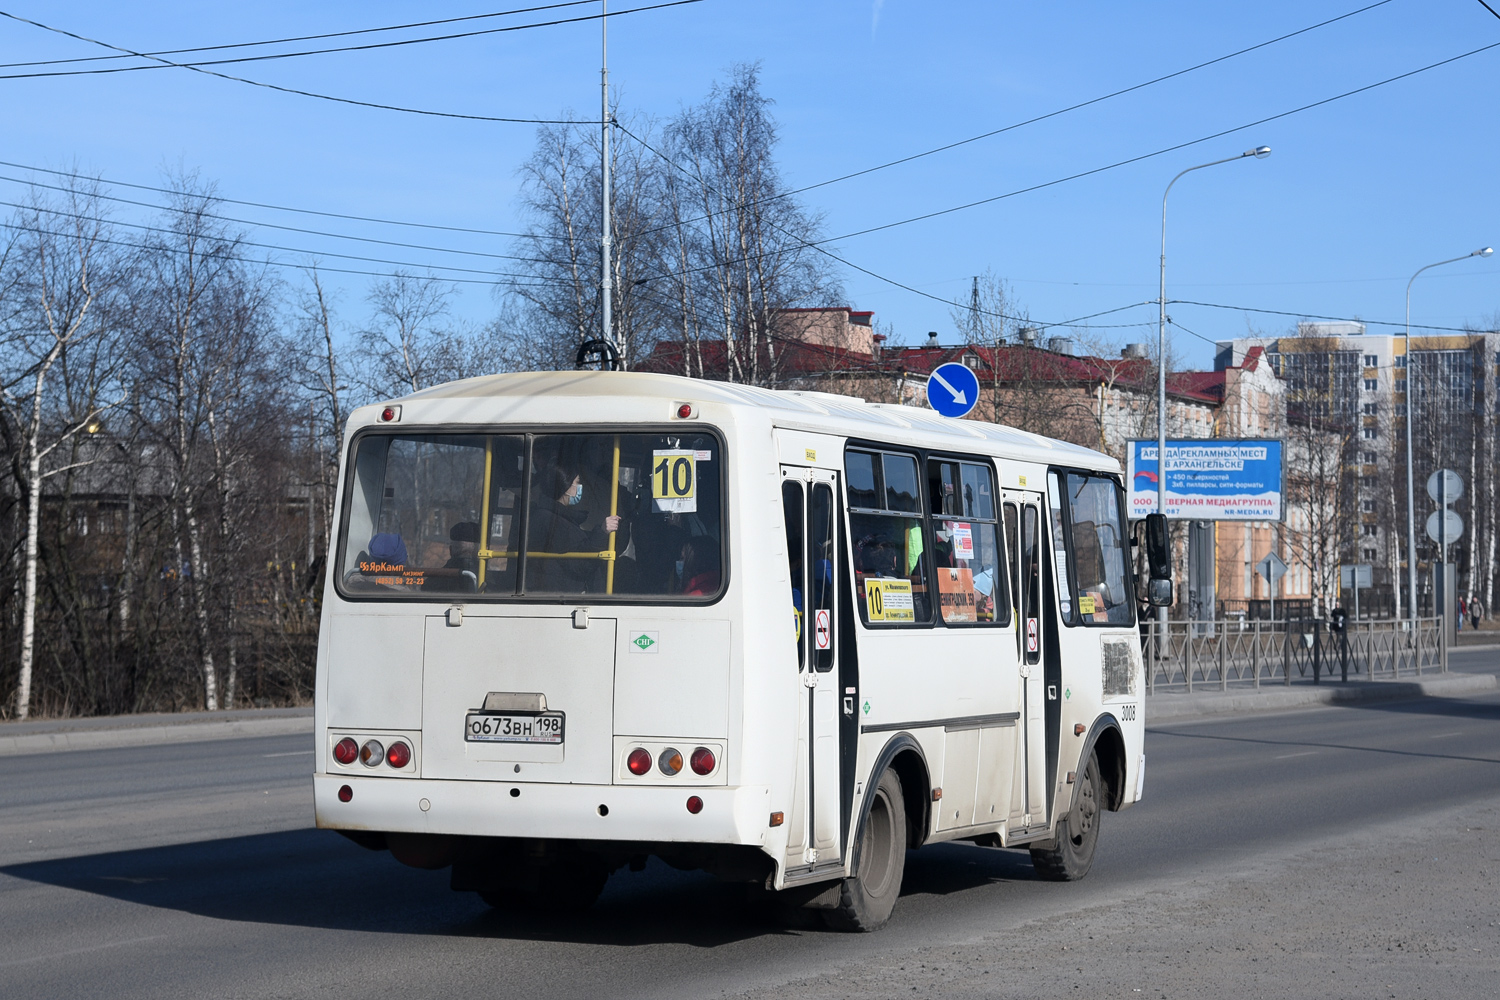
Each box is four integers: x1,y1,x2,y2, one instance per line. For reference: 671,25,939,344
1145,616,1447,694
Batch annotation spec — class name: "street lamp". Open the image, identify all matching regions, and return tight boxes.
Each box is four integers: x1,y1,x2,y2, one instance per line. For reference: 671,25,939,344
1157,146,1270,630
1402,246,1492,631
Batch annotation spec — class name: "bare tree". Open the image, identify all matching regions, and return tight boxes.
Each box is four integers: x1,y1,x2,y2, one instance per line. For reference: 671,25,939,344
0,179,120,719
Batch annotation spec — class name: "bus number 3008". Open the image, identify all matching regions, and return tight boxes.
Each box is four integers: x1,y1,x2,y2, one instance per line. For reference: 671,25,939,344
1119,704,1137,721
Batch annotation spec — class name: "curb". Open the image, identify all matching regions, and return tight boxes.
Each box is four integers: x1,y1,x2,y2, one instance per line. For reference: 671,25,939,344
1146,672,1498,722
0,710,313,757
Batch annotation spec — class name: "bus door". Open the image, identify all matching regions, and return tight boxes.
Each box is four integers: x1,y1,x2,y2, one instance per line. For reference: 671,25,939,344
1002,492,1048,833
780,467,843,870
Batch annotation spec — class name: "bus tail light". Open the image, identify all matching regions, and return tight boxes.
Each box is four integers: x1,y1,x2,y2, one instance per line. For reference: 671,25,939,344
658,748,683,776
386,741,412,769
686,795,703,814
337,785,353,802
360,739,385,767
690,747,716,775
333,737,359,765
627,748,652,775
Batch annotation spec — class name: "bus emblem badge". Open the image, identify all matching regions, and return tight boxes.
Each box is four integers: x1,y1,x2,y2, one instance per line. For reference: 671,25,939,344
630,632,659,653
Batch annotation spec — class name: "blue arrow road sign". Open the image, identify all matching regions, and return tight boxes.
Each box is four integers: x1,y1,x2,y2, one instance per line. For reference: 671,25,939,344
926,362,980,418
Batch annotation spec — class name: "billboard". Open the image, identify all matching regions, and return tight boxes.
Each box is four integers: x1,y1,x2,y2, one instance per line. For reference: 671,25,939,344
1127,439,1284,521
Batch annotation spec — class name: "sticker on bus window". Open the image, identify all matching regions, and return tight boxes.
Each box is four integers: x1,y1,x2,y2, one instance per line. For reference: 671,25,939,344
864,578,915,622
651,450,697,513
1078,594,1096,616
948,522,974,561
937,567,978,623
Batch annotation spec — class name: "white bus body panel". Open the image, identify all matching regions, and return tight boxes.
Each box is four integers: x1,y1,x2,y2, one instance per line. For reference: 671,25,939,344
313,372,1146,888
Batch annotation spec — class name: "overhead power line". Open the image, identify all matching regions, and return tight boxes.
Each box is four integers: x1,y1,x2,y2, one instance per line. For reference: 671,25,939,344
0,172,561,259
0,1,705,81
0,197,543,278
0,1,598,69
613,121,1147,331
1170,298,1494,334
631,0,1396,242
820,37,1500,246
0,157,552,239
0,3,706,123
0,218,563,288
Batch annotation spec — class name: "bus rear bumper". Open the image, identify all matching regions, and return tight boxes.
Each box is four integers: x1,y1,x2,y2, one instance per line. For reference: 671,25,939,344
313,773,772,847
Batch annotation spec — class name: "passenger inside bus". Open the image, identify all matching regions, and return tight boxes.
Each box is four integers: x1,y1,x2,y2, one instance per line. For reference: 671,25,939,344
525,464,622,592
677,537,721,596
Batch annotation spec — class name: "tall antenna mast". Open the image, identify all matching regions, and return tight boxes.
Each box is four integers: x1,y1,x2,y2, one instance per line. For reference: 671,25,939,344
599,0,614,358
969,276,981,341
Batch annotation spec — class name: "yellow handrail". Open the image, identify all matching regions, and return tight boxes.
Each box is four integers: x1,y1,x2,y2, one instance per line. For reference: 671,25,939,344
477,436,494,590
478,549,614,560
606,434,620,594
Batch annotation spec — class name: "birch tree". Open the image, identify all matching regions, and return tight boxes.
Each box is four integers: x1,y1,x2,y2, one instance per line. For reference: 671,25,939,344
0,180,119,719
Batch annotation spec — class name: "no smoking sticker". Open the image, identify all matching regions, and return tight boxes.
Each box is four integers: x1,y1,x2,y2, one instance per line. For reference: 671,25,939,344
814,609,831,650
1026,617,1039,653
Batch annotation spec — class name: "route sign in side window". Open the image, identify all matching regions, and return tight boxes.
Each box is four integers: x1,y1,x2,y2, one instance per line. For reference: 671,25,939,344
927,459,1009,626
1060,472,1134,627
846,448,931,626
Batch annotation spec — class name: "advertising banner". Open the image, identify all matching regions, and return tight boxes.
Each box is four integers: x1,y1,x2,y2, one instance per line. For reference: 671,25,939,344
1127,439,1283,521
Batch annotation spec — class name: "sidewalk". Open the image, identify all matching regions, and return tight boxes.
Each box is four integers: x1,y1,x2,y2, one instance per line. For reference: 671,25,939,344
0,705,312,756
1146,670,1497,721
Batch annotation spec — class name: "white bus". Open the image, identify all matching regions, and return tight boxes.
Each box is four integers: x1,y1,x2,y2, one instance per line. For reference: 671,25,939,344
314,371,1161,930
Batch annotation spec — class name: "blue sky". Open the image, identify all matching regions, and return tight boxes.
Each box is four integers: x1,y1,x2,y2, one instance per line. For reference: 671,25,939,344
2,1,1496,370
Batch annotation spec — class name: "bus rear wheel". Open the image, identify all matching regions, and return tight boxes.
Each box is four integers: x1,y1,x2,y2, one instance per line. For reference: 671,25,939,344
823,767,906,932
1029,751,1101,881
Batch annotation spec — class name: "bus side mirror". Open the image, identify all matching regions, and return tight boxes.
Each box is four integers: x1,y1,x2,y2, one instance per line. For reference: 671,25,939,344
1147,577,1174,608
1144,513,1171,580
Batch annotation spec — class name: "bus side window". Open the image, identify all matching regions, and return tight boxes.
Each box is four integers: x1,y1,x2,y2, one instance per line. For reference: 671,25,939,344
928,458,1007,626
810,482,835,670
847,448,931,626
782,480,806,669
1003,502,1020,618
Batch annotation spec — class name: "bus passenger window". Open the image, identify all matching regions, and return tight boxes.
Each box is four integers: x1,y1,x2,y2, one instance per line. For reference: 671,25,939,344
928,459,1008,626
847,448,930,625
782,481,806,669
1060,472,1133,627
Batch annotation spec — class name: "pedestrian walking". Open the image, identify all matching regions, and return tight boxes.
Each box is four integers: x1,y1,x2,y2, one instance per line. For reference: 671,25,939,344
1471,597,1484,632
1457,596,1465,632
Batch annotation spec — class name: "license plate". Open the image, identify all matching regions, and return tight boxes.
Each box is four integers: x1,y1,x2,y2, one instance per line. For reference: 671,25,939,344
464,712,565,744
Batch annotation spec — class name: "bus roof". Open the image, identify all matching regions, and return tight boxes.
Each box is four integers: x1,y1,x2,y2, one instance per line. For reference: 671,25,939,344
382,370,1120,473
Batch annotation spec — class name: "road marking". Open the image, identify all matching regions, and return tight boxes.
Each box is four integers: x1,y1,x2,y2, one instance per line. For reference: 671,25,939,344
1428,732,1463,739
262,750,314,757
0,935,164,969
1274,750,1318,759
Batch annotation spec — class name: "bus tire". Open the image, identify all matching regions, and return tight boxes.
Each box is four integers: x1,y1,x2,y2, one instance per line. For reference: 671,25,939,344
1029,751,1101,881
823,767,907,932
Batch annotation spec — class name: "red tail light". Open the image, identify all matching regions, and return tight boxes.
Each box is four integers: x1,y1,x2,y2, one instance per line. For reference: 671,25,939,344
337,785,353,802
333,737,359,765
686,795,703,814
690,747,716,775
627,748,652,775
359,739,384,767
386,742,412,768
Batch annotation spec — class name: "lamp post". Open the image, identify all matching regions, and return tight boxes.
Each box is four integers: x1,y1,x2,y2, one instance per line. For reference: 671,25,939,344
1402,246,1492,632
1157,146,1269,633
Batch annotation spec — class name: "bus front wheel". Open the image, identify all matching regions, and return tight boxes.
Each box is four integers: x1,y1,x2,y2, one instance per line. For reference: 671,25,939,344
823,767,907,932
1029,752,1101,881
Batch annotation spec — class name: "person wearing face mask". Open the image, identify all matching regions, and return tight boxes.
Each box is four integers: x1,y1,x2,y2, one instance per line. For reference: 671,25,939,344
526,464,622,592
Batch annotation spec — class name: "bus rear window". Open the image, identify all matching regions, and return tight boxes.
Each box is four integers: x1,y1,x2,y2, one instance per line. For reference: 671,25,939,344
338,431,724,601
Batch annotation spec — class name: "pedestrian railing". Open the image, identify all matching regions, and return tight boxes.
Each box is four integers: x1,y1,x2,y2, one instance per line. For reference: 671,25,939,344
1144,616,1447,694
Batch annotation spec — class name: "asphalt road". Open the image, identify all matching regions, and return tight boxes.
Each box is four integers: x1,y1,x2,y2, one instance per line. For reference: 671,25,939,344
3,683,1499,999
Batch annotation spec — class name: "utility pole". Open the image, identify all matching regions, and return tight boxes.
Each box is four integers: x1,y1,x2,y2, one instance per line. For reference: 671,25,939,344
599,0,614,358
968,276,981,342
